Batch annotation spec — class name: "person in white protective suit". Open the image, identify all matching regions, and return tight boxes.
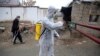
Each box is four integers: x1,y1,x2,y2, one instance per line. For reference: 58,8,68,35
39,6,63,56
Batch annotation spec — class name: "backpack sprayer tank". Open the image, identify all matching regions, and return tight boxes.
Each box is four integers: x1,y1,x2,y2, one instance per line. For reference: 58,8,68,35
35,22,42,41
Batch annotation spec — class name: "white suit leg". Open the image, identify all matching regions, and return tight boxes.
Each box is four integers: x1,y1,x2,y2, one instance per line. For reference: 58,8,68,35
39,44,48,56
47,44,54,56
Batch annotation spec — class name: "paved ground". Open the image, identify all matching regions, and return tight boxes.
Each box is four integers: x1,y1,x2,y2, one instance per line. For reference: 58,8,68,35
0,31,100,56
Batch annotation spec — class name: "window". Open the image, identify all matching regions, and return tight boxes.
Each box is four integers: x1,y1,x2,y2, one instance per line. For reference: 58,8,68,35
89,15,99,22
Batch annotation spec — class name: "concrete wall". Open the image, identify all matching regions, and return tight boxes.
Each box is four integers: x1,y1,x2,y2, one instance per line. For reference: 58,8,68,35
12,7,24,20
37,8,48,20
23,7,38,22
0,6,48,23
71,2,100,37
0,7,11,21
72,2,100,24
0,0,20,6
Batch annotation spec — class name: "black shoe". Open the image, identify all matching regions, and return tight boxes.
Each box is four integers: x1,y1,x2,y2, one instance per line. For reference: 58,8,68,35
20,42,25,44
13,42,16,45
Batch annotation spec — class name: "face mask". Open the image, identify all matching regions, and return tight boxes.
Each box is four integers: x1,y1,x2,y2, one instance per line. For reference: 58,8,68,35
48,12,57,20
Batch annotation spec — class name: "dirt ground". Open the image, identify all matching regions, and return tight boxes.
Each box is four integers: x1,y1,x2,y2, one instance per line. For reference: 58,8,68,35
0,31,100,56
0,21,100,56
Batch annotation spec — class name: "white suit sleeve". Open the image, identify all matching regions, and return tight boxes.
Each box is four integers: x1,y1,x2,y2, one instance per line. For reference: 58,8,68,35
42,19,63,30
54,30,60,37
